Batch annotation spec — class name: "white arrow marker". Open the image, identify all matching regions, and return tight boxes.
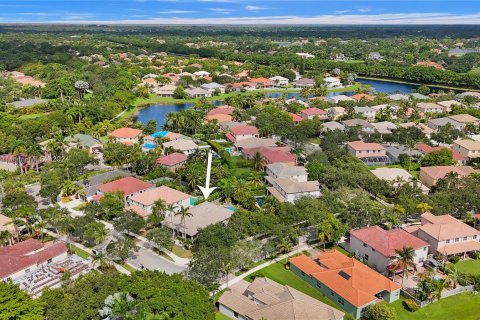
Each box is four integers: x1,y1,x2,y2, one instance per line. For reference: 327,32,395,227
198,151,217,200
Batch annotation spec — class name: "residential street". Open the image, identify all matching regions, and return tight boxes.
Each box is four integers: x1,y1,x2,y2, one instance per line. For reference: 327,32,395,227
128,241,187,275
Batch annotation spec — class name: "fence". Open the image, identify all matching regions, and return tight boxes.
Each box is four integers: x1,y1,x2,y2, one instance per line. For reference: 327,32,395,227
401,285,476,308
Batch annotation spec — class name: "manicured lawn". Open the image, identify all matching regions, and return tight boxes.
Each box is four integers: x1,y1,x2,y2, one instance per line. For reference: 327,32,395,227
171,244,192,258
121,263,137,273
448,259,480,275
392,293,480,320
18,113,46,120
215,312,231,320
70,245,91,259
246,261,339,309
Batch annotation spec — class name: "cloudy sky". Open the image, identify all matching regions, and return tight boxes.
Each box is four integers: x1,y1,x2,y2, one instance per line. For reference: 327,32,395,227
1,0,480,24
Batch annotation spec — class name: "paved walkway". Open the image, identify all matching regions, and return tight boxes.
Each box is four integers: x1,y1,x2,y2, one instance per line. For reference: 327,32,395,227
216,243,310,293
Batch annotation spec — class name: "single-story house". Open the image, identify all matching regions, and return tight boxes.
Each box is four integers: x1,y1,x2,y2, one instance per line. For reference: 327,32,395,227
250,77,273,88
326,107,346,120
349,226,429,274
162,139,199,155
427,117,464,131
322,121,346,132
234,137,277,151
373,121,397,135
342,119,375,134
416,144,466,165
185,87,212,98
288,112,303,123
269,76,289,87
290,250,401,319
156,152,188,172
295,78,315,88
388,94,410,101
385,145,422,164
218,277,344,320
351,93,375,102
327,95,355,104
0,239,68,281
153,84,177,97
162,201,233,239
354,106,376,121
65,134,103,154
201,82,226,94
76,169,132,199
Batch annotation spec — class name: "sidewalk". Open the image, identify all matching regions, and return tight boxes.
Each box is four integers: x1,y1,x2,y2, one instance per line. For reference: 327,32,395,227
215,243,310,293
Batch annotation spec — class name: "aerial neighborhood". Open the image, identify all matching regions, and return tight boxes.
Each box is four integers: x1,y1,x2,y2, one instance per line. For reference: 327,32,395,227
1,21,480,320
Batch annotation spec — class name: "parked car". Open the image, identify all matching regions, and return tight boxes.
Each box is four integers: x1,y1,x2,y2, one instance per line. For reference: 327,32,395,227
423,258,440,271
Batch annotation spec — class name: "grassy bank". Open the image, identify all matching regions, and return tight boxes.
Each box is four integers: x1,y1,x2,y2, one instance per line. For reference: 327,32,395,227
358,76,480,92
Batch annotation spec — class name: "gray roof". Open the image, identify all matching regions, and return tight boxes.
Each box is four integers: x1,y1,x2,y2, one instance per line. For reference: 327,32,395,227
66,134,102,148
295,78,315,85
322,121,345,131
201,82,225,89
165,201,233,237
354,106,376,113
427,117,460,128
386,145,422,161
76,169,132,197
342,118,374,128
10,98,48,108
266,163,307,178
185,87,210,95
388,94,410,101
410,93,429,100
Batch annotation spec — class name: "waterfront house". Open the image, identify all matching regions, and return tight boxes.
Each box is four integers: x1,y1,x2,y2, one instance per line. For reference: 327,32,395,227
153,84,177,97
295,78,315,88
185,87,211,98
269,76,289,87
201,82,226,94
250,77,273,88
324,76,342,88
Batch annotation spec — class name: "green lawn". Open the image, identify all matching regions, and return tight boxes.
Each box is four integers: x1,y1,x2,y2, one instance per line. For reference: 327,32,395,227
246,261,339,309
121,263,137,273
18,113,46,120
70,245,91,259
171,244,193,258
448,259,480,275
393,294,480,320
215,312,231,320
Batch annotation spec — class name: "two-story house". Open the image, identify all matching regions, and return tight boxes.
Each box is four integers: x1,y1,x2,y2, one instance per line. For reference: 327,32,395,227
126,186,191,218
346,141,388,165
452,139,480,160
226,125,260,142
109,128,143,145
300,107,328,121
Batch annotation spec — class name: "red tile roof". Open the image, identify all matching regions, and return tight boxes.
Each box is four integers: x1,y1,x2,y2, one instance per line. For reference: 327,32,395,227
288,113,303,122
415,144,466,162
0,239,68,279
230,125,259,137
96,176,153,196
420,165,475,180
109,128,143,139
156,152,188,167
207,106,235,116
290,251,401,308
262,149,296,164
301,107,327,116
350,226,429,257
250,77,273,85
351,93,375,101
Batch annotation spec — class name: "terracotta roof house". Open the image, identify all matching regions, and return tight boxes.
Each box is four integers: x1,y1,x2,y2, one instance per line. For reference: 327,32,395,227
325,107,346,120
235,70,251,80
415,61,444,70
419,165,475,188
109,128,143,145
95,176,153,201
156,152,188,172
127,186,191,218
162,139,199,155
266,176,320,203
399,122,435,137
407,212,480,258
250,77,273,88
261,149,297,167
76,169,132,199
351,93,375,101
226,125,260,142
300,107,328,120
225,82,256,92
295,78,315,88
205,113,233,123
218,277,344,320
0,239,68,280
207,105,235,116
163,201,233,239
437,100,463,113
288,112,304,123
349,226,429,273
290,250,401,319
346,141,388,166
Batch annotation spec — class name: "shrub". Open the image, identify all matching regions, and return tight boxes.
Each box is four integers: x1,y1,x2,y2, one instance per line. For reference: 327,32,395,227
364,302,397,320
403,299,420,312
472,252,480,260
343,314,355,320
449,256,460,264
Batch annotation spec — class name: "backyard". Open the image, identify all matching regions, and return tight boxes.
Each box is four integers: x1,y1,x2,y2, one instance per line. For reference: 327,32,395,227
393,293,480,320
448,259,480,275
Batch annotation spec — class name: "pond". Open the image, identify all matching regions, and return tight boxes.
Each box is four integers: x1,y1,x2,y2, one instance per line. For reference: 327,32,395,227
137,77,446,129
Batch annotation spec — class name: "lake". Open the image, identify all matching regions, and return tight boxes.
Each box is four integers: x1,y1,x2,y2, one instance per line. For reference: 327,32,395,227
136,78,436,129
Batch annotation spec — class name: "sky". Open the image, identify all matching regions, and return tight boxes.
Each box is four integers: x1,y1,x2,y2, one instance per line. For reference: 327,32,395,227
1,0,480,25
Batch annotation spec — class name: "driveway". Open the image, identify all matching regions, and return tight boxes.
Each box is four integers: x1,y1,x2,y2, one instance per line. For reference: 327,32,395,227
128,241,187,275
25,183,51,209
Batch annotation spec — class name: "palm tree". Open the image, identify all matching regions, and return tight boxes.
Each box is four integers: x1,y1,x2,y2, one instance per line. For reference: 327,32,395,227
247,171,263,187
147,200,167,228
166,204,177,240
92,252,110,270
416,202,433,214
0,230,11,247
277,239,293,264
174,206,192,240
384,212,401,230
252,152,263,171
26,143,42,172
393,204,407,223
446,266,461,289
391,246,417,285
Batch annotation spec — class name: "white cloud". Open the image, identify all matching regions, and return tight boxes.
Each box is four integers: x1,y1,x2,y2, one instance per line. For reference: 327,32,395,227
209,8,233,13
333,10,351,14
21,12,480,25
158,10,197,14
244,5,269,11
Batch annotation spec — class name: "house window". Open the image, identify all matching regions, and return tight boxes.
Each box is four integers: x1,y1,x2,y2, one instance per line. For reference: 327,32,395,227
301,271,305,276
446,239,451,244
331,290,335,296
337,297,345,305
463,237,468,241
419,257,424,263
363,242,367,247
361,306,369,313
317,282,322,288
474,235,478,240
424,247,427,251
372,248,376,252
47,258,52,263
233,311,239,318
25,268,30,274
455,238,460,243
364,254,369,261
